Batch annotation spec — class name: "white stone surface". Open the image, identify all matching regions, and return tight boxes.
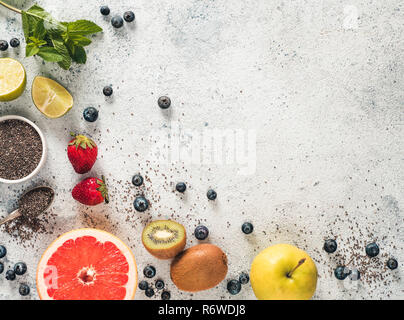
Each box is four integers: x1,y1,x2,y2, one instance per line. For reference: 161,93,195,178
0,0,403,300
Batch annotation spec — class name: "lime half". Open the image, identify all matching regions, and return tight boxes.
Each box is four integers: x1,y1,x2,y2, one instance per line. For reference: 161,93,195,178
0,58,27,102
32,76,73,119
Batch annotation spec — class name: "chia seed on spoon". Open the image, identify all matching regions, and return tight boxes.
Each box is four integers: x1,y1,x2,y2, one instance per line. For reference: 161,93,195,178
3,187,55,242
18,187,54,219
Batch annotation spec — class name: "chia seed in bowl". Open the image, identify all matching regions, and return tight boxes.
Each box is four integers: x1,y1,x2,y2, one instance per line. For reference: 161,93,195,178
0,117,45,182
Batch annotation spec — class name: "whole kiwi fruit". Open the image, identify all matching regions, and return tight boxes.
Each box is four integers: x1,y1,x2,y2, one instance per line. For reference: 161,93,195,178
170,244,228,292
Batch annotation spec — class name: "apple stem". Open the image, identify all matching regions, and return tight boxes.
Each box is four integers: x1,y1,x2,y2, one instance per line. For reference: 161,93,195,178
287,258,306,278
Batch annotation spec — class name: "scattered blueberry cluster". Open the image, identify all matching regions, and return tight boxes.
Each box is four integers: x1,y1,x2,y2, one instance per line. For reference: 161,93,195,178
194,222,245,238
82,86,113,122
139,266,171,300
131,174,149,212
99,6,135,28
227,272,249,295
0,38,20,51
83,4,139,123
84,93,170,125
323,239,398,280
0,245,30,296
131,174,220,213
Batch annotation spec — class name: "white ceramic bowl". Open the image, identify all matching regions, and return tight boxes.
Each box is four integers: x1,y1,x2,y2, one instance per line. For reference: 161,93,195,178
0,115,47,184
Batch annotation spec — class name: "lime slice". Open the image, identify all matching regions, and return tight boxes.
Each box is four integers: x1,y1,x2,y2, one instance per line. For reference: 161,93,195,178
32,76,73,118
0,58,27,102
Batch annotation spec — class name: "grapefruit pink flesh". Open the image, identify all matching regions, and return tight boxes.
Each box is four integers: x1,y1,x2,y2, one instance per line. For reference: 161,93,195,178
37,229,137,300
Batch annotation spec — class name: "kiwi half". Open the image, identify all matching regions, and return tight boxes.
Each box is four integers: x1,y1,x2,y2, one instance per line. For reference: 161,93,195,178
142,220,186,259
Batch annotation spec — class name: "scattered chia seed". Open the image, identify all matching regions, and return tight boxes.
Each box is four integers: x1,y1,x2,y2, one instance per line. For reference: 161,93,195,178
0,120,43,180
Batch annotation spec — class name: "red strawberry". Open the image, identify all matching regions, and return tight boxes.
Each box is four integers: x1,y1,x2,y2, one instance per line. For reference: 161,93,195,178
72,176,109,206
67,133,98,174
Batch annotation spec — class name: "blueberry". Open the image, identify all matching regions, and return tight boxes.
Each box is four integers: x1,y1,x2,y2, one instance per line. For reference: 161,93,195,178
161,291,171,300
145,288,155,298
227,280,241,295
100,6,110,16
387,258,398,270
9,38,20,48
241,222,253,234
103,86,113,97
207,189,217,200
0,245,6,258
143,266,156,278
5,269,16,281
138,280,148,290
349,269,360,281
123,11,135,22
134,196,149,212
239,272,249,285
176,182,186,193
132,174,144,187
111,16,124,28
194,225,209,240
0,262,3,274
14,262,27,276
19,284,30,296
365,242,379,258
0,40,8,51
158,96,171,109
83,107,99,122
334,266,351,280
155,279,165,290
323,239,337,253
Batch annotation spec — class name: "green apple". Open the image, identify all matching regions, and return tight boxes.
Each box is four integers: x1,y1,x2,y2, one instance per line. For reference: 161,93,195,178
250,244,317,300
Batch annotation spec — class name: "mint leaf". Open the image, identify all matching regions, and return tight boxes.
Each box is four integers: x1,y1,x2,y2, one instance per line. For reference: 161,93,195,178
33,21,46,40
71,46,87,64
68,34,92,46
27,5,45,15
67,20,102,35
26,43,39,57
21,11,30,40
27,5,65,32
28,36,47,47
52,39,71,70
65,40,86,64
37,47,63,62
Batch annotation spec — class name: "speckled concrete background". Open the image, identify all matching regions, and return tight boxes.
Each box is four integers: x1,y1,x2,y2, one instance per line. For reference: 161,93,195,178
0,0,403,300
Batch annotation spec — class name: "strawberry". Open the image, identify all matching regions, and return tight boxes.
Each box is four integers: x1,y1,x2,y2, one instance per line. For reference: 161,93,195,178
67,133,98,174
72,176,109,206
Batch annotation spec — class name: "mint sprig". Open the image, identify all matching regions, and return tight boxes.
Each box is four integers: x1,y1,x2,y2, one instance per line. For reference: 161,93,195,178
0,2,102,70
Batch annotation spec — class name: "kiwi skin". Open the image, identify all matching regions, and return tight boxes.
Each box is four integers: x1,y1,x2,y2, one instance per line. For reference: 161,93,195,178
170,244,228,292
142,220,186,260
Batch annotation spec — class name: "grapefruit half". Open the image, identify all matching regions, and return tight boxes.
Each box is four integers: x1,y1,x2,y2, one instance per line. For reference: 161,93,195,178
36,228,137,300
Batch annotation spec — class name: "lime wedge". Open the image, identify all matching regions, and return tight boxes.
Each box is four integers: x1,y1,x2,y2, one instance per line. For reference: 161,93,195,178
32,76,73,118
0,58,27,102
